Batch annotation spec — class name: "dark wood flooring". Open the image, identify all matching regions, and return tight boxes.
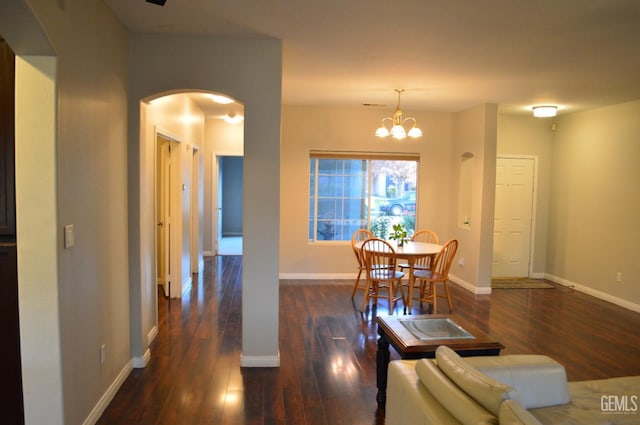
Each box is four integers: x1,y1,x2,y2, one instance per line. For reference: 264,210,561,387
97,255,640,424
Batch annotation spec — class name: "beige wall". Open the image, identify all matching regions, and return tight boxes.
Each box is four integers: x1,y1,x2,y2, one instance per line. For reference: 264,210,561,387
547,100,640,308
497,114,553,275
144,94,205,300
202,117,244,254
15,55,64,425
496,104,640,311
129,34,282,367
280,106,455,277
5,1,131,424
280,104,498,294
449,105,498,292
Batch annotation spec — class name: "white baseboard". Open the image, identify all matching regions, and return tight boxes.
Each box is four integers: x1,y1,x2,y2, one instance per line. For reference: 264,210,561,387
240,352,280,367
82,360,132,425
449,274,492,295
279,272,356,280
132,348,151,369
147,326,158,346
530,272,546,279
278,272,493,294
545,273,640,313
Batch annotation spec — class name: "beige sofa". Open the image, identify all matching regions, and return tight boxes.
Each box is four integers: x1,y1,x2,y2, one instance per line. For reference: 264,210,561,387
385,346,640,425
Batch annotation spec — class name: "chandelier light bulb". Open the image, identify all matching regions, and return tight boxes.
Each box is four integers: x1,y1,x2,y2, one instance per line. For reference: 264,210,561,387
408,126,422,138
391,125,407,140
376,126,390,138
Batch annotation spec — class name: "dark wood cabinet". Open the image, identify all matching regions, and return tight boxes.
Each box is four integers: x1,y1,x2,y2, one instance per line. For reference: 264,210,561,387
0,244,24,424
0,38,16,237
0,36,25,425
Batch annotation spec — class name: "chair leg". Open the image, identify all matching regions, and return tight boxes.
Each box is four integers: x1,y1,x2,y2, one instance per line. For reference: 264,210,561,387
351,267,363,299
398,281,406,314
431,282,438,314
443,281,453,312
360,278,372,312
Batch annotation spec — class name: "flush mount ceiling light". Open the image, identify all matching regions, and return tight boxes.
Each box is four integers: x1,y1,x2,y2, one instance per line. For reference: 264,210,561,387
375,89,422,140
223,112,244,124
532,105,558,118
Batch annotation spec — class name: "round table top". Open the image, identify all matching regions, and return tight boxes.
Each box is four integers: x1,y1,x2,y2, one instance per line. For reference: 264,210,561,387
392,241,442,257
358,240,442,257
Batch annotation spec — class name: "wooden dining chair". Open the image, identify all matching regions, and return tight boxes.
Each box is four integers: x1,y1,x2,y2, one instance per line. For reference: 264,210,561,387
360,238,405,314
398,229,440,272
351,228,375,299
413,239,458,314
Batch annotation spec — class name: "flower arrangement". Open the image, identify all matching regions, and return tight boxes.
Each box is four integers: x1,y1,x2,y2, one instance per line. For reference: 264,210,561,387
388,223,410,246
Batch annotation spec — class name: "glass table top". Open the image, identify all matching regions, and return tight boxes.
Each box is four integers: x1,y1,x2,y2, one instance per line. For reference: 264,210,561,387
398,318,475,340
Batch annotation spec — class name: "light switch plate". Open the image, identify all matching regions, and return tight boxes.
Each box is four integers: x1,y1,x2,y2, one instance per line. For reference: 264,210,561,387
64,224,74,248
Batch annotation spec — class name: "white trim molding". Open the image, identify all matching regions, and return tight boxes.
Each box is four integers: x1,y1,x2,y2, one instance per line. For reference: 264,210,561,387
147,326,158,346
240,352,280,367
449,274,492,295
279,272,355,280
545,274,640,314
132,348,151,369
82,360,132,425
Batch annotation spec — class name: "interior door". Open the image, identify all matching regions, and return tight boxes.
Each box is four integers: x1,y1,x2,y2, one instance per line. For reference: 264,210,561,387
156,138,172,296
492,157,535,278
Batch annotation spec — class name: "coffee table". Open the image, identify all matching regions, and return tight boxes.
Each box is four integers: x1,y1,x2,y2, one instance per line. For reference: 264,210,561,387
376,314,504,407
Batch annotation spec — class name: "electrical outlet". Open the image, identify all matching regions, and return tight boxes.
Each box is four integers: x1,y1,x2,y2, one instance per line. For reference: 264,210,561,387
100,344,106,366
616,272,623,283
64,224,74,248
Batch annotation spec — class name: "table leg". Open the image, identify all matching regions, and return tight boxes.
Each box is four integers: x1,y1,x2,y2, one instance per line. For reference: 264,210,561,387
376,325,391,408
405,258,416,314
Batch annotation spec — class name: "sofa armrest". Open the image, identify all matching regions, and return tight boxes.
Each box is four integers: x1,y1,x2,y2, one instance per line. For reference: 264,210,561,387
465,354,570,409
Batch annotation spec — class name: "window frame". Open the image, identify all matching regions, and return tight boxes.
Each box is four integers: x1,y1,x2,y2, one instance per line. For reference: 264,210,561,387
308,150,420,243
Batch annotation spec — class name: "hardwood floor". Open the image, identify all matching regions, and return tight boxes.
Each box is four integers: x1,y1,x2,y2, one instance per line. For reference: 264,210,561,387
98,255,640,424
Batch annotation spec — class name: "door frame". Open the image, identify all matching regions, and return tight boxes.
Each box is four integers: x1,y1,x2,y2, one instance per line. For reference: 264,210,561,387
493,154,539,278
190,144,203,273
211,152,243,255
154,128,182,298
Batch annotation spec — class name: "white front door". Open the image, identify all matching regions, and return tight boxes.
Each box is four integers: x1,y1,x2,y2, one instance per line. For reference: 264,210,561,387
492,157,535,278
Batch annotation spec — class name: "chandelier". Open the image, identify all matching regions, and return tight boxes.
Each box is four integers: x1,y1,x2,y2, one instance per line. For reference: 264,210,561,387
375,89,422,140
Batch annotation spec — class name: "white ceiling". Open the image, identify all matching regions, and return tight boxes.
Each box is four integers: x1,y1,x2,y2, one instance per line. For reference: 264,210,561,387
104,0,640,116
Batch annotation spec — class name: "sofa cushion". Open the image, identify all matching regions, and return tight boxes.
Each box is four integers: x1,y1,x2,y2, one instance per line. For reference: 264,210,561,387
435,346,519,416
415,358,498,425
499,400,544,425
530,376,640,424
466,354,571,409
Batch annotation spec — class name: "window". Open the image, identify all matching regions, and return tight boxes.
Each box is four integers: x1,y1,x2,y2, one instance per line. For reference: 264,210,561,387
309,152,419,242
